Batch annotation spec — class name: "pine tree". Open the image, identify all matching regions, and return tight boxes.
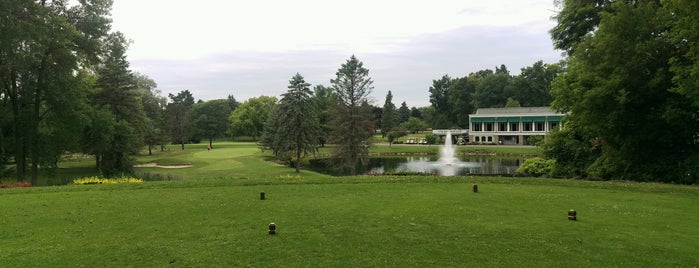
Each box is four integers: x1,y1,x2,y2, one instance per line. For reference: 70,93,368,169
381,91,396,137
397,101,411,124
93,32,146,176
328,56,375,175
260,73,320,173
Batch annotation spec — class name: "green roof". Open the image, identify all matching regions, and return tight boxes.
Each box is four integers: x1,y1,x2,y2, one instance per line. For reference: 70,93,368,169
471,117,494,123
521,116,546,122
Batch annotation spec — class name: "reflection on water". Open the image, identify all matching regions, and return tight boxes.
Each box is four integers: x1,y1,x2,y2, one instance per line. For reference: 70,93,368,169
368,157,524,176
308,157,524,176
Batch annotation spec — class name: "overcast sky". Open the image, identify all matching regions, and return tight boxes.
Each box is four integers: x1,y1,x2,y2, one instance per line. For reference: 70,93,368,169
110,0,563,108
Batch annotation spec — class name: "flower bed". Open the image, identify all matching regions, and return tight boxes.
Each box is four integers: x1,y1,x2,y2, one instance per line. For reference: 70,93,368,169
72,176,144,185
0,181,32,188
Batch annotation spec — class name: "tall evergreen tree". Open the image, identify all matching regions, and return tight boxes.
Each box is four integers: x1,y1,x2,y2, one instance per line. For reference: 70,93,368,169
397,101,411,124
93,32,146,176
380,91,397,137
260,73,320,173
328,55,375,175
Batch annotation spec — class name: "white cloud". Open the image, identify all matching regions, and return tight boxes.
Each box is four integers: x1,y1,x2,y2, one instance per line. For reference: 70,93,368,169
112,1,562,107
112,0,559,59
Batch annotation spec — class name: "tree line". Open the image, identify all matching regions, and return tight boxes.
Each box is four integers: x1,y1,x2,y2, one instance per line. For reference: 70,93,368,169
0,1,237,183
4,0,694,184
0,1,564,181
423,62,564,129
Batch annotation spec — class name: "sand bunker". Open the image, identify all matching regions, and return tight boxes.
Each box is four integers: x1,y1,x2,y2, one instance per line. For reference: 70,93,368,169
134,163,193,169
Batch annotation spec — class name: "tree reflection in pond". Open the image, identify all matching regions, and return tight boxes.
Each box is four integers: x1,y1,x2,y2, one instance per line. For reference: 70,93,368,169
307,157,525,176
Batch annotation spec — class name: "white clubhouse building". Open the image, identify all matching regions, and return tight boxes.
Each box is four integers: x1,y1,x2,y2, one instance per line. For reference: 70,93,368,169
468,107,565,145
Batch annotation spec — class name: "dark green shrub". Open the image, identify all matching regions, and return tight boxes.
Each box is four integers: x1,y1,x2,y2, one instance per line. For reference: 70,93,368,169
516,157,555,177
425,134,439,145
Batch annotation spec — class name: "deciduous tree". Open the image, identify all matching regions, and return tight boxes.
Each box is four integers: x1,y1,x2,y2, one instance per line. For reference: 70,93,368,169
512,61,563,107
473,65,513,108
312,85,334,147
227,94,239,111
401,117,428,134
229,96,277,140
135,73,167,155
429,75,452,128
548,0,697,183
166,90,195,150
447,77,475,128
0,0,112,183
188,99,232,149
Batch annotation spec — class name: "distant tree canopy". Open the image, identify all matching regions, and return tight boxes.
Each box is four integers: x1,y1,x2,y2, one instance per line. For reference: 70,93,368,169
188,99,232,148
228,96,277,141
166,90,195,150
135,73,168,155
227,94,239,111
312,85,334,147
545,0,698,184
401,117,428,134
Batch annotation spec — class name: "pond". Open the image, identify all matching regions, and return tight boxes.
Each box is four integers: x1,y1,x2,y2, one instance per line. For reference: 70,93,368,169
307,156,526,176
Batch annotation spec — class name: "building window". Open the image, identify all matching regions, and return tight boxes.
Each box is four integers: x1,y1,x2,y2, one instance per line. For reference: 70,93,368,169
487,136,493,142
486,123,493,132
524,122,532,131
510,123,518,132
498,123,507,132
550,122,558,130
473,123,482,131
535,122,544,131
475,136,480,142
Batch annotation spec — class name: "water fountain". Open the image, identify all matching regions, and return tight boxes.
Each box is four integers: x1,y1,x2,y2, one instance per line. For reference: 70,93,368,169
434,131,461,175
439,131,458,166
363,130,495,176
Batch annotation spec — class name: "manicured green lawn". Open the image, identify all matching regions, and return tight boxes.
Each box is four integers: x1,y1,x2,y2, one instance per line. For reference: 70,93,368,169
0,142,697,267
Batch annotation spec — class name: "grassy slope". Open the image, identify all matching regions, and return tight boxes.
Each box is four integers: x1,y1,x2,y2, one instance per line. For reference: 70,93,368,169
0,142,697,267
